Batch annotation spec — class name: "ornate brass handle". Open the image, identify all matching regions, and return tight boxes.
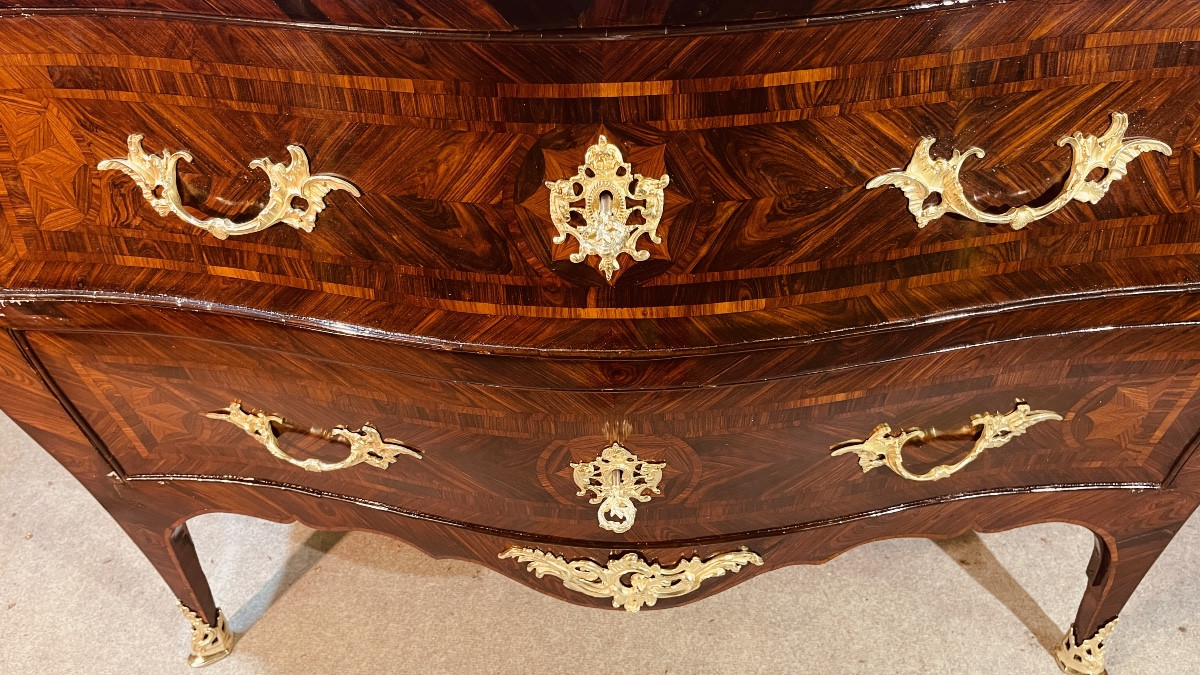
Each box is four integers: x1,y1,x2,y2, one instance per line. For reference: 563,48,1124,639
867,113,1170,230
98,134,359,239
830,401,1061,482
206,402,420,473
571,442,664,534
499,546,762,612
546,135,669,281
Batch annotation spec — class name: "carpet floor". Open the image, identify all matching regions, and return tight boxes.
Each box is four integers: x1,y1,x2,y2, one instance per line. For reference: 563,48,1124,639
4,410,1200,674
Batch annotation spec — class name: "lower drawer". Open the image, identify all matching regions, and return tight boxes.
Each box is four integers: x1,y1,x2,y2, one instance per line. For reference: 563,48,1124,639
27,320,1200,544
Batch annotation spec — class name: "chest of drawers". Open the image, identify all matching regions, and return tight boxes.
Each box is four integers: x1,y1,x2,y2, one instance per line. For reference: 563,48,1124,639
4,1,1200,672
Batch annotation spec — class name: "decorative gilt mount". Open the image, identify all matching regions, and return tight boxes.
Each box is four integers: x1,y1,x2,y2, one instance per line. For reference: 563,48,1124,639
499,547,763,612
178,602,234,668
867,112,1170,230
545,135,669,281
1054,618,1119,675
831,401,1062,482
571,442,664,534
207,402,420,473
99,133,359,239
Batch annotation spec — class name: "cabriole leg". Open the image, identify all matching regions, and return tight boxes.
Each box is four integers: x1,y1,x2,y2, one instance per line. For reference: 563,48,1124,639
1054,520,1184,675
120,518,234,667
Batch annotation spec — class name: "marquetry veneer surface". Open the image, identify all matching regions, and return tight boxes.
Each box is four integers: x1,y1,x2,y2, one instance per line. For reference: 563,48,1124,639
4,1,1200,669
0,1,1195,353
22,318,1200,544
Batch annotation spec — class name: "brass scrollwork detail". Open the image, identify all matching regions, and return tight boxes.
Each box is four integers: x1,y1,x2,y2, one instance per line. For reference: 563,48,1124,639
499,547,763,612
99,134,359,239
1054,618,1119,675
831,401,1062,482
206,402,420,473
867,113,1170,230
178,602,234,668
572,442,664,534
545,135,669,281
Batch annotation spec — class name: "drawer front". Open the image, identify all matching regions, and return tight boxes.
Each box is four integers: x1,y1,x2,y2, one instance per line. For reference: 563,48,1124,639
0,3,1198,354
26,319,1200,544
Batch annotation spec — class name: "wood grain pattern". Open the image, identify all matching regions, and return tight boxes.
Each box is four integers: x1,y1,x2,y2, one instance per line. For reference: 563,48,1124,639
0,1,977,34
1,1,1200,670
19,315,1200,544
6,322,1199,645
0,1,1194,352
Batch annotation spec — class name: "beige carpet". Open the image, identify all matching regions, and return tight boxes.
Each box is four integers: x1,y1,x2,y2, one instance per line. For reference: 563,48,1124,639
4,410,1200,674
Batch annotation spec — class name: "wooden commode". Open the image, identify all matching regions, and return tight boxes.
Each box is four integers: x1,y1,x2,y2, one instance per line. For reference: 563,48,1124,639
2,2,1200,672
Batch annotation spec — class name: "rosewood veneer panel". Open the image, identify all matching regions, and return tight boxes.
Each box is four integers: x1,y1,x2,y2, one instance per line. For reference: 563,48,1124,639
19,317,1200,544
0,1,1193,353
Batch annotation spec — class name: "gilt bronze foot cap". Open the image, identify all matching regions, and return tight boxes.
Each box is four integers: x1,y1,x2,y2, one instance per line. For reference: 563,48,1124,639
1054,618,1118,675
178,602,235,668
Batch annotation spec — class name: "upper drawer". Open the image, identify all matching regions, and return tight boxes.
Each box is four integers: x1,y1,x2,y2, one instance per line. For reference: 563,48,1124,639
26,315,1200,545
0,2,1197,353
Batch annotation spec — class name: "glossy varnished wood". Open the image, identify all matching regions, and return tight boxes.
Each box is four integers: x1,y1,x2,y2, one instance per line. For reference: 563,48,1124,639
0,1,1195,351
2,1,1200,670
0,0,953,33
17,307,1200,544
5,326,1200,645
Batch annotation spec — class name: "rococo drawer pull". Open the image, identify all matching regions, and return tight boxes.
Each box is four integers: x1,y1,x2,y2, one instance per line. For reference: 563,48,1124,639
98,133,360,239
499,546,763,612
206,401,420,473
572,442,664,534
867,112,1170,230
546,135,669,281
830,401,1061,482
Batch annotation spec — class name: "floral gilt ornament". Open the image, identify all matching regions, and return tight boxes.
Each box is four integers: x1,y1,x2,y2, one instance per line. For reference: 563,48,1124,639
545,136,669,281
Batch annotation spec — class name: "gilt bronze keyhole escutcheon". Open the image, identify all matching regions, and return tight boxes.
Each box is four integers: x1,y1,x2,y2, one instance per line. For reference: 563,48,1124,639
545,135,670,282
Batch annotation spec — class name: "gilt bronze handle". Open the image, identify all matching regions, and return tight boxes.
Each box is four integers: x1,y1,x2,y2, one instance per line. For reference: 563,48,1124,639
99,134,359,239
867,112,1170,230
831,401,1061,482
207,402,420,473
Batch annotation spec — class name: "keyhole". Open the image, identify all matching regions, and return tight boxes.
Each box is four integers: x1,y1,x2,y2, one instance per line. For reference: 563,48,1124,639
599,190,613,215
